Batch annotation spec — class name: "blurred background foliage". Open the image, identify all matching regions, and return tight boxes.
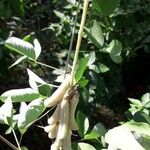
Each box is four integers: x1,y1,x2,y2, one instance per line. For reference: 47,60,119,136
0,0,150,149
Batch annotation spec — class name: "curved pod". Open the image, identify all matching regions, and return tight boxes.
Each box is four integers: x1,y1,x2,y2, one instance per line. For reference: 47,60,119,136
44,75,71,107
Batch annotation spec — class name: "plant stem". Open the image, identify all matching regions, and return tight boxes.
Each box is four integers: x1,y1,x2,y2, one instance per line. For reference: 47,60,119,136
34,61,64,73
64,0,81,79
11,128,21,150
0,135,18,150
70,0,89,86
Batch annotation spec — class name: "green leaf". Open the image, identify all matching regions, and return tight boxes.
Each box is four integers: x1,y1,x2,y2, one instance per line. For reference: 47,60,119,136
84,117,89,135
99,63,109,73
85,123,107,139
128,98,142,106
54,10,65,20
140,135,150,150
38,84,52,97
18,98,45,134
104,40,123,64
76,111,89,138
88,52,96,66
124,122,150,136
75,52,95,83
5,36,41,60
133,112,150,124
9,56,27,68
5,37,35,59
141,93,150,104
108,40,122,54
0,88,41,102
78,77,89,88
85,20,104,47
105,124,145,150
23,35,41,59
78,143,96,150
27,68,46,91
33,38,41,59
109,54,123,64
92,0,119,17
0,97,13,125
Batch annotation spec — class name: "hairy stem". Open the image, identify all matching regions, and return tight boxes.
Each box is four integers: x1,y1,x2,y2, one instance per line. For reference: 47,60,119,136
70,0,89,85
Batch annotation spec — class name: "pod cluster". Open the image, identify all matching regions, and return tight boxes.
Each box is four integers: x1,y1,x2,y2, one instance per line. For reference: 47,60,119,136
44,75,79,150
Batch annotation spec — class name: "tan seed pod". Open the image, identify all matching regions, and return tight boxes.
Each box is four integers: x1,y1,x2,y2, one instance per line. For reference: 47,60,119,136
62,129,72,150
69,92,79,130
44,75,71,107
51,140,61,150
48,123,59,139
44,123,57,133
48,103,61,125
57,99,69,140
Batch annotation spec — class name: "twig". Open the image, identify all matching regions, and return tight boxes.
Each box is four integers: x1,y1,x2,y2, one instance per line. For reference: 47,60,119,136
11,128,21,150
34,61,64,73
0,135,18,150
64,0,81,78
70,0,89,86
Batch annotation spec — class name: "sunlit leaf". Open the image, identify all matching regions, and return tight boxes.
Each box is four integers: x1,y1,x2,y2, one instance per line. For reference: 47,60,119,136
75,52,95,83
9,56,27,68
99,63,109,73
5,37,36,59
78,143,96,150
33,38,41,59
76,111,89,137
0,97,13,125
5,36,41,60
85,123,107,139
18,98,45,134
85,20,104,47
105,124,145,150
0,88,41,102
27,68,46,91
104,39,123,64
54,10,65,20
141,93,150,104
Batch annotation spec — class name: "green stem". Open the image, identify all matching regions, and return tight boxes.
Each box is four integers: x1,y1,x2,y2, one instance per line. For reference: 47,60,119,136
11,128,21,150
70,0,89,86
34,61,64,73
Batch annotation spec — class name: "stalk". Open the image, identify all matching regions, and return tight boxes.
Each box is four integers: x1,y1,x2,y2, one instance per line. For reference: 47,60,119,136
70,0,89,86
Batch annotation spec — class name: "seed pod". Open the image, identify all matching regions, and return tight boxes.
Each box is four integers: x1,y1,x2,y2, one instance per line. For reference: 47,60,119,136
48,123,59,139
44,123,56,133
44,75,71,107
69,91,79,130
62,129,72,150
51,140,61,150
48,103,61,125
57,99,69,140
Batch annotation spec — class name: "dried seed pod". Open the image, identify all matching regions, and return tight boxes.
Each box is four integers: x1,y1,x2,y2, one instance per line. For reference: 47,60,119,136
62,129,72,150
44,123,57,133
57,99,69,140
48,103,61,125
51,140,61,150
44,75,71,107
69,91,79,130
48,123,59,139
